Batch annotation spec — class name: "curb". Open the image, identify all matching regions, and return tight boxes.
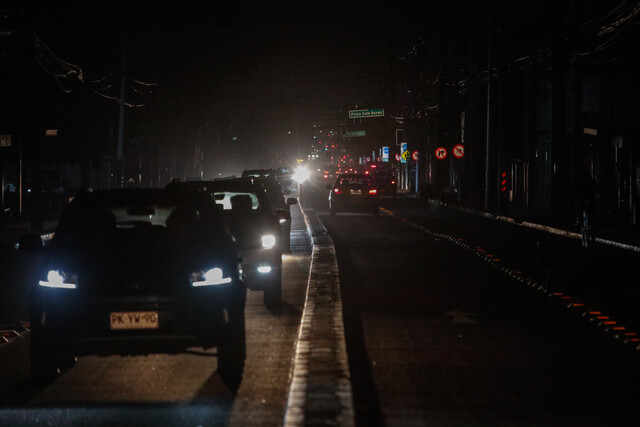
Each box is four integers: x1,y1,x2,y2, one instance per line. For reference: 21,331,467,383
283,206,355,426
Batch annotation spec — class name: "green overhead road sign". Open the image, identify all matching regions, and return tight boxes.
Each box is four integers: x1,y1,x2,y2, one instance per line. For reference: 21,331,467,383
348,108,384,118
344,130,366,137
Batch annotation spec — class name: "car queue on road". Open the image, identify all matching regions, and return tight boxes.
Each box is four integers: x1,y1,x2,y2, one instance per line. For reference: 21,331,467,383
14,166,396,396
15,170,303,395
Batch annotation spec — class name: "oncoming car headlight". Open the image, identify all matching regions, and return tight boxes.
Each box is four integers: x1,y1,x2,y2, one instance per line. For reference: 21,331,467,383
39,270,77,289
292,165,310,183
261,234,276,248
191,267,233,287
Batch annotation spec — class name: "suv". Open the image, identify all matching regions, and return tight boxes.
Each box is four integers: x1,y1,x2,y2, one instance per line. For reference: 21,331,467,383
250,177,298,252
242,168,298,200
167,179,289,307
328,173,380,216
29,189,246,388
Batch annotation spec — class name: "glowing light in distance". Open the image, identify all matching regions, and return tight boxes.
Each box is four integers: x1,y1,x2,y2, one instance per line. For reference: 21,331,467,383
292,166,310,183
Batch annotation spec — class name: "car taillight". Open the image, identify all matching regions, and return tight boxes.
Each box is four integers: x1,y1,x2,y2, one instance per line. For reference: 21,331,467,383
334,188,342,194
391,180,396,185
369,189,377,195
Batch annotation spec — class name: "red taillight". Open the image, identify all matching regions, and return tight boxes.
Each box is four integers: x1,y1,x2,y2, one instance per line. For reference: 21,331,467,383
365,170,370,175
391,180,396,185
324,174,329,179
369,188,377,195
334,188,342,194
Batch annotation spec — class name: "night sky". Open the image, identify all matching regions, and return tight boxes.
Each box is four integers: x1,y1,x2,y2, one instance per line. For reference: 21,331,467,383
3,1,558,177
24,2,406,133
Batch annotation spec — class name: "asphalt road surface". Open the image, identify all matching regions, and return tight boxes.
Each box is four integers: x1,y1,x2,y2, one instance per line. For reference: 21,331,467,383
2,179,639,426
302,177,640,426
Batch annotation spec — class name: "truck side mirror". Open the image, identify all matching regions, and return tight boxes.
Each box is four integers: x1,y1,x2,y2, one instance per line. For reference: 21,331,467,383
18,233,44,252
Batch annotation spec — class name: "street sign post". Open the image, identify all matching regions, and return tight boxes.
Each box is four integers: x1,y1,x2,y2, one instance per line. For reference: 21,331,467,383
453,144,465,158
435,147,447,160
344,130,366,137
382,146,389,162
400,142,408,163
348,108,384,119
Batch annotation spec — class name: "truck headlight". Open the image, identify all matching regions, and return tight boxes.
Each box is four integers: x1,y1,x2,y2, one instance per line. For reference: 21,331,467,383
39,270,77,289
261,234,276,248
191,267,233,287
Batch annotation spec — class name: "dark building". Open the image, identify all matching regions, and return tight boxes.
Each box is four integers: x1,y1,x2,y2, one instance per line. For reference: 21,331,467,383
390,0,640,229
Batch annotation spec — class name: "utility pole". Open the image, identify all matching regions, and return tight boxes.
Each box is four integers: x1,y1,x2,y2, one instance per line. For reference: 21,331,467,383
484,14,492,211
116,46,126,188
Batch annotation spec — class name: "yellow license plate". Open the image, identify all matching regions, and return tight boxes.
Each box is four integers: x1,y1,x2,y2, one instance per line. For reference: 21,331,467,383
110,311,159,330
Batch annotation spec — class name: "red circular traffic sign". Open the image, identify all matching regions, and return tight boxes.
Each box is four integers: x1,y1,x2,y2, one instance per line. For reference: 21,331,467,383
453,144,465,158
412,151,419,161
395,153,401,161
435,147,447,160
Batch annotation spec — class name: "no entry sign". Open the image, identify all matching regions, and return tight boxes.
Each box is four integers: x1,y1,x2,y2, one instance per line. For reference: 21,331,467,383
453,144,465,158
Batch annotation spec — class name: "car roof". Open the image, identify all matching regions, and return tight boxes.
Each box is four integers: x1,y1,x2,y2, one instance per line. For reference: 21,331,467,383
166,178,273,207
72,188,213,206
337,173,369,178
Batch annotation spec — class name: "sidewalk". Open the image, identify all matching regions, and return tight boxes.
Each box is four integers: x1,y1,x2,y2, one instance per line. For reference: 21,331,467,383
394,190,640,252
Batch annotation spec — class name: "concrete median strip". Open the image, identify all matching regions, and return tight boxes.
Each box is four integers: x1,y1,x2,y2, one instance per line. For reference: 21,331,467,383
283,206,355,426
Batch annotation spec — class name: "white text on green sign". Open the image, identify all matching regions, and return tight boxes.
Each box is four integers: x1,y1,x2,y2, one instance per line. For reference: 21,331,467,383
348,108,384,118
344,130,366,137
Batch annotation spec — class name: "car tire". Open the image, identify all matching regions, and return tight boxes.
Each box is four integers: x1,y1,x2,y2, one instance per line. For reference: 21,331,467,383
264,271,282,308
218,303,246,393
30,319,75,381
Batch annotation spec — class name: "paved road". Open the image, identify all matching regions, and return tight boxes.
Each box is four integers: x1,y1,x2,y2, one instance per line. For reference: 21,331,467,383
0,205,312,426
301,178,640,426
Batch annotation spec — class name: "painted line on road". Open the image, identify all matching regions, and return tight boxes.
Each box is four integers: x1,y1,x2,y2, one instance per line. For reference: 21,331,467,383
381,207,640,353
283,205,355,427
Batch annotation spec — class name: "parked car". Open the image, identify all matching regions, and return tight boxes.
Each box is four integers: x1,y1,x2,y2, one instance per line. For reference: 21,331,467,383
167,178,289,306
328,173,380,216
28,189,246,389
